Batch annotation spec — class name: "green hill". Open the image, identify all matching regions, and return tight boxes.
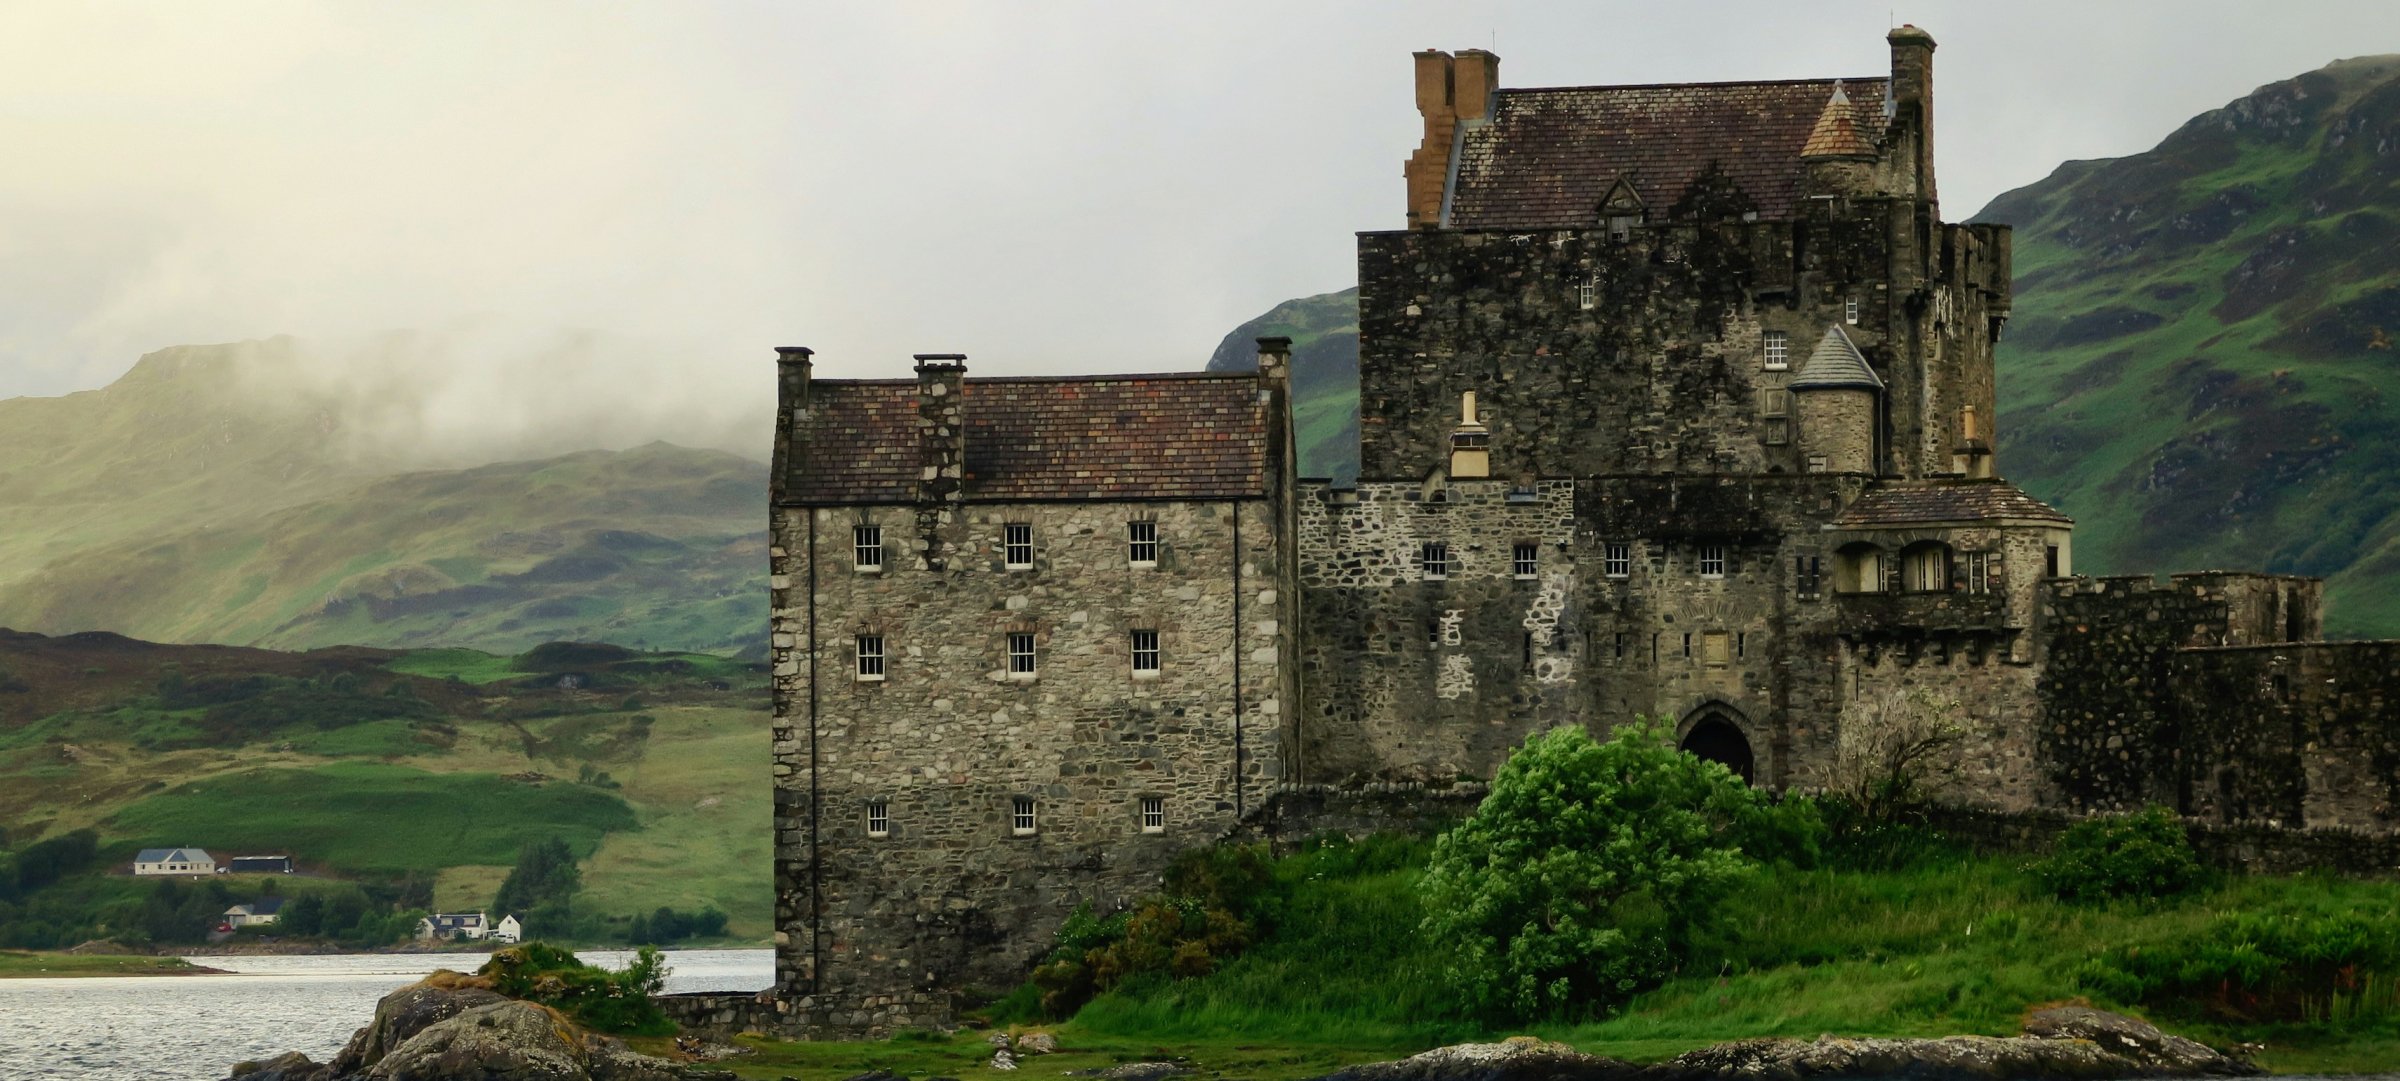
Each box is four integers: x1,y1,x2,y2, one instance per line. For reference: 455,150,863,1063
1975,55,2400,637
0,340,766,654
1204,288,1360,481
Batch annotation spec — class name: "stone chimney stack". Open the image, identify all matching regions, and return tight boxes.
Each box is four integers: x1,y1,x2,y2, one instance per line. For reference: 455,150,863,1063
1255,336,1292,391
1886,25,1937,204
771,346,814,500
1404,48,1500,230
912,354,968,505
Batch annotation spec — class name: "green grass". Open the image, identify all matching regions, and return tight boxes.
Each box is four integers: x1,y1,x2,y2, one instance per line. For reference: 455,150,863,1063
0,951,220,978
104,762,639,874
386,648,522,684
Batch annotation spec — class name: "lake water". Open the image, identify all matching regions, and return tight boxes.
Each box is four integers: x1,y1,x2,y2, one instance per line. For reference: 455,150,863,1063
0,948,772,1081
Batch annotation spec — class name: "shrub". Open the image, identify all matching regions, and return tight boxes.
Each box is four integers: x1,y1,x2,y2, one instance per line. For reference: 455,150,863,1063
1027,844,1276,1018
477,942,671,1035
1419,721,1778,1020
2036,807,2204,904
2078,905,2400,1022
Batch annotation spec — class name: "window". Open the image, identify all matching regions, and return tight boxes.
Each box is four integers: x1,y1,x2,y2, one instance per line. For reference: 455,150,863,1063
1003,523,1034,569
855,635,886,681
1837,544,1884,593
2046,545,2062,577
1797,555,1823,598
1681,632,1693,659
1127,520,1159,565
1698,545,1726,578
1903,542,1952,593
866,801,890,838
1613,632,1628,661
1130,629,1161,676
1421,542,1450,580
1007,632,1037,677
854,525,883,572
1577,274,1597,310
1806,454,1829,473
1011,796,1037,836
1763,330,1790,370
1140,796,1165,833
1737,632,1747,659
1512,542,1538,579
1604,542,1631,578
1844,296,1860,325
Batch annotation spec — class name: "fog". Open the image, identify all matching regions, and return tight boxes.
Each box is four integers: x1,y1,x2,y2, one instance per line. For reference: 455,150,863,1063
2,2,2395,460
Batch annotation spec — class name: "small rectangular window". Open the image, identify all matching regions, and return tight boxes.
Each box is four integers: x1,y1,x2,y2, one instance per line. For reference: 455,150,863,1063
1763,330,1790,371
1577,274,1598,311
1421,542,1449,580
855,635,886,681
1140,796,1165,833
2046,545,2061,577
1003,523,1034,569
866,800,889,838
1798,555,1823,599
1967,551,1992,595
1613,632,1628,661
1682,632,1693,658
1604,542,1631,578
1127,520,1159,565
1806,454,1829,473
1512,542,1538,579
1130,629,1161,675
1699,545,1726,578
1737,631,1746,659
1011,796,1037,836
1844,296,1861,325
1007,632,1037,677
853,525,883,571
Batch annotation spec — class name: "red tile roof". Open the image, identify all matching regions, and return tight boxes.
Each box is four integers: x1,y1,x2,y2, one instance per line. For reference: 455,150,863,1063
782,373,1271,504
1448,78,1889,228
1834,480,2073,528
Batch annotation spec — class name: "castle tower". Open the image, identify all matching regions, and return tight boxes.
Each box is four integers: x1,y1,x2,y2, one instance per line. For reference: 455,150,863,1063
1790,326,1883,475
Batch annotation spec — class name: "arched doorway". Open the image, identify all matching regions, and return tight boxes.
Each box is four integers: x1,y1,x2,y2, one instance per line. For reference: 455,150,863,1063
1680,712,1755,784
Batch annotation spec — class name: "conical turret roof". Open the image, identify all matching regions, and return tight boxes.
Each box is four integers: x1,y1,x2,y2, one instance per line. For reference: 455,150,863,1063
1788,325,1883,391
1800,82,1875,159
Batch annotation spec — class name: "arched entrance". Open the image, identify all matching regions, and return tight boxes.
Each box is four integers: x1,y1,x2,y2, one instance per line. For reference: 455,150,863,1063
1679,711,1755,784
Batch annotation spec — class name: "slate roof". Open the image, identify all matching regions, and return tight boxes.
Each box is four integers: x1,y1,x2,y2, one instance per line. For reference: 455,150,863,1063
1835,480,2074,527
1789,326,1884,391
1448,77,1890,228
135,848,213,864
784,373,1271,504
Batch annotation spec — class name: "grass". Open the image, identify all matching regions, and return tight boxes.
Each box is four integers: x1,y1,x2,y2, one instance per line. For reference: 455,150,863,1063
571,705,772,938
0,951,222,978
387,648,523,685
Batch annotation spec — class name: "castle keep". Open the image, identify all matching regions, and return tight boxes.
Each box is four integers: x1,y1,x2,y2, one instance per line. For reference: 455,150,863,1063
766,28,2400,1035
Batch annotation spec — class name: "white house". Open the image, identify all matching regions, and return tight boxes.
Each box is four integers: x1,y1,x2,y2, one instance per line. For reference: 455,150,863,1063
417,912,490,941
491,915,523,944
223,899,285,928
133,848,217,876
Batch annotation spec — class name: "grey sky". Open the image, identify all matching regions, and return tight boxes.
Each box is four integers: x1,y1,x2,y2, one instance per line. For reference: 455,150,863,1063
2,2,2395,456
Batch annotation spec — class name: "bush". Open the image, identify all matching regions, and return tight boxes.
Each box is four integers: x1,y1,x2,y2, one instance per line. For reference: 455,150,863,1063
477,942,671,1035
2036,807,2204,904
1027,844,1276,1018
1419,720,1782,1020
2078,905,2400,1022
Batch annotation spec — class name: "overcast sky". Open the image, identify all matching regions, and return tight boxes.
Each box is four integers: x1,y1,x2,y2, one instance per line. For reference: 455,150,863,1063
3,2,2396,455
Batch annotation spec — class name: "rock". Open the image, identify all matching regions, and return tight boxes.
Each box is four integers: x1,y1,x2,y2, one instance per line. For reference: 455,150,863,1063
1015,1032,1058,1055
1315,1037,1629,1081
226,981,734,1081
228,1052,332,1081
326,978,510,1075
2022,1005,2261,1076
987,1033,1014,1049
990,1049,1018,1071
1077,1064,1190,1081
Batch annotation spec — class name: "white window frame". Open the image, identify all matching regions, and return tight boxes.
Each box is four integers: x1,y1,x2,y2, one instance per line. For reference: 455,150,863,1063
866,800,890,838
1003,523,1034,570
1006,632,1037,678
1130,629,1161,677
1011,796,1037,836
1967,551,1991,595
1576,274,1598,311
1763,330,1790,371
1604,542,1631,579
1698,545,1727,579
1844,296,1861,325
854,635,886,681
853,525,883,572
1421,542,1450,581
1139,796,1165,834
1512,542,1538,580
1127,520,1159,566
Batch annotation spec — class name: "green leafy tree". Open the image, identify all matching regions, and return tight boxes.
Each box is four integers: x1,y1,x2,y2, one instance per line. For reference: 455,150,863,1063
492,837,582,915
1419,720,1774,1020
280,893,326,936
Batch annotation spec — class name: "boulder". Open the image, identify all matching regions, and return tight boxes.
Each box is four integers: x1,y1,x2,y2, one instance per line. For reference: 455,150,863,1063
2021,1005,2255,1075
1015,1032,1058,1055
327,978,510,1075
228,1051,332,1081
1316,1036,1632,1081
223,982,734,1081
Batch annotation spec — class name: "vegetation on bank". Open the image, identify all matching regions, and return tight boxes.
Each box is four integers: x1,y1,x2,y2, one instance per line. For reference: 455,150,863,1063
0,950,223,978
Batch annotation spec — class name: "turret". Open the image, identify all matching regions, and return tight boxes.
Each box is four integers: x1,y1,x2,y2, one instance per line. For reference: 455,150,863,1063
1789,327,1882,475
1800,82,1877,197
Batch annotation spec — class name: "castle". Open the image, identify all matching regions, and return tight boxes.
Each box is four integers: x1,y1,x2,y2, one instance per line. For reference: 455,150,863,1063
763,29,2400,1035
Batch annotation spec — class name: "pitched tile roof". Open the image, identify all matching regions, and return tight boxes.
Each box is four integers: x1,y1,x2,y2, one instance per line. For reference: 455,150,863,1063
1448,77,1890,228
1834,480,2074,528
1799,83,1876,159
783,373,1271,504
1789,326,1884,391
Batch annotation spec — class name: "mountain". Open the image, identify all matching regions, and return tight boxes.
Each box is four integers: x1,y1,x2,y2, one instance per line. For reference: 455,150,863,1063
1204,288,1360,481
0,341,766,654
1978,55,2400,637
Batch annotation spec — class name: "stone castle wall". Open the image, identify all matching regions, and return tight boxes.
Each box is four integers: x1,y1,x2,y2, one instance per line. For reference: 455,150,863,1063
2172,640,2400,831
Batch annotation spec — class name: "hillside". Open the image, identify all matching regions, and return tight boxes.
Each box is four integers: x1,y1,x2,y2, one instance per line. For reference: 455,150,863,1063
0,630,770,941
0,341,767,654
1204,288,1360,481
1976,56,2400,637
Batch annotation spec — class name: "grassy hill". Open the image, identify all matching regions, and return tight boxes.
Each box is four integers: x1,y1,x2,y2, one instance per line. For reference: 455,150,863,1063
1204,288,1360,482
0,340,767,654
1977,56,2400,637
0,631,770,941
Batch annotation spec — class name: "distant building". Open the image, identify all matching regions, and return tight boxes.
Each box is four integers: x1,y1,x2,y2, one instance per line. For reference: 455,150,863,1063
416,911,519,942
132,848,216,876
225,855,295,875
223,899,285,928
491,915,523,944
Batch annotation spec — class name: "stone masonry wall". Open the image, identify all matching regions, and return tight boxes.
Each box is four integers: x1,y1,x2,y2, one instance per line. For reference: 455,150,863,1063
770,495,1293,1035
2172,641,2400,831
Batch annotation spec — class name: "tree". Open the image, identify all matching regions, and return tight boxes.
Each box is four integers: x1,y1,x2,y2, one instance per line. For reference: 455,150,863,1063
1818,687,1966,823
1419,720,1771,1020
280,893,326,936
493,838,582,915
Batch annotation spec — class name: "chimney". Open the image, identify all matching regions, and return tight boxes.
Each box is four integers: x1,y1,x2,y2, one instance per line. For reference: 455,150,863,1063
1255,335,1292,391
1257,336,1296,487
912,354,968,505
1404,48,1500,230
771,346,814,501
1448,390,1490,478
1887,25,1937,203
